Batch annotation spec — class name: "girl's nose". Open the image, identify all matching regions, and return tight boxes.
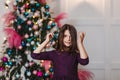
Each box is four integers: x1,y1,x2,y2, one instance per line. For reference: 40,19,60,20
68,36,71,41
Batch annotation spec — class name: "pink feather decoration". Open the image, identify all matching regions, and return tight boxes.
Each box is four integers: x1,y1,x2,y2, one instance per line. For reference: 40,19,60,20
3,11,16,26
78,69,94,80
54,13,67,28
42,60,51,71
4,28,22,49
38,0,46,4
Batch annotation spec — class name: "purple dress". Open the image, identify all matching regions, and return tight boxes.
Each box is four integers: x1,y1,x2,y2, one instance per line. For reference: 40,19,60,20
31,50,89,80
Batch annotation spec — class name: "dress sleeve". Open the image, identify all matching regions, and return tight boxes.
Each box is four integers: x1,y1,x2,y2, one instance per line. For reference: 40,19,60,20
31,50,55,60
77,53,89,65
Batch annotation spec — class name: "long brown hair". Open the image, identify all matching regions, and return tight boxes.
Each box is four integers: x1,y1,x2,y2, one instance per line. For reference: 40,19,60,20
56,24,78,54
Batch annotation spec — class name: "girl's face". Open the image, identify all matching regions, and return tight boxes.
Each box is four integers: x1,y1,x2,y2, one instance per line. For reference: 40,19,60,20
63,30,71,47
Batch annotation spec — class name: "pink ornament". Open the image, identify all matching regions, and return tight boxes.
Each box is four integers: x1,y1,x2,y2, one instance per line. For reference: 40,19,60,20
21,9,25,13
34,12,39,17
33,70,37,75
18,25,21,29
33,24,38,30
2,57,8,62
24,34,29,38
18,46,23,50
27,20,32,25
29,62,34,66
37,71,43,77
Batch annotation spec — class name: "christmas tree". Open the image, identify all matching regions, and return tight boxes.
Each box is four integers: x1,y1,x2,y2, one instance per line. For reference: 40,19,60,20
0,0,65,79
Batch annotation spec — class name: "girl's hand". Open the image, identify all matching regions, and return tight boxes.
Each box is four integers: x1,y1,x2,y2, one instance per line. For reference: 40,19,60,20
46,33,54,42
79,32,85,44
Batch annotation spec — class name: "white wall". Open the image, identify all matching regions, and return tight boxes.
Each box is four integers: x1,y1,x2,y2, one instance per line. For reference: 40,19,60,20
1,0,120,80
59,0,120,80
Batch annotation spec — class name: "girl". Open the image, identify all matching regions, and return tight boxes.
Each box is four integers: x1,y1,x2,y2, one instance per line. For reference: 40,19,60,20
31,24,89,80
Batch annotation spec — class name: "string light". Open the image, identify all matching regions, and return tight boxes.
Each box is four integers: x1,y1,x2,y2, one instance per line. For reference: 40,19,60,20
5,0,11,9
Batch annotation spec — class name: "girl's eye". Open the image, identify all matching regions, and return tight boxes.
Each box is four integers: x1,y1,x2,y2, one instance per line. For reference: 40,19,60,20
64,35,67,37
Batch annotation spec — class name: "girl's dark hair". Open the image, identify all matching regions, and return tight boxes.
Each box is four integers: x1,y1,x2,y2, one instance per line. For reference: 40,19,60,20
56,24,78,54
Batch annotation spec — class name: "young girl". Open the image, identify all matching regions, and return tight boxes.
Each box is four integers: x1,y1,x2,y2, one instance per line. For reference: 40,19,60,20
31,24,89,80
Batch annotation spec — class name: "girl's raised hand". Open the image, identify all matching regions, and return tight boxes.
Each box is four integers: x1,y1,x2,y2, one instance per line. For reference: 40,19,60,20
46,33,54,42
79,32,85,44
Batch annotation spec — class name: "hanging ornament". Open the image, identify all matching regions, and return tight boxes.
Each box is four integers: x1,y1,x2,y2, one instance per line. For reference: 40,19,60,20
52,33,58,40
44,72,49,77
25,62,29,67
44,5,49,10
29,28,32,31
7,49,12,55
33,46,36,50
44,11,50,17
33,24,38,30
23,12,29,17
0,67,4,71
29,61,34,66
24,34,29,38
37,19,43,25
31,41,35,45
25,50,29,54
30,33,33,37
25,70,31,76
20,7,25,14
49,67,54,72
36,3,41,7
37,70,43,77
34,31,39,36
18,46,23,50
8,61,13,66
31,7,35,12
48,21,52,25
46,25,51,30
24,3,29,9
15,73,20,78
34,11,40,17
27,71,31,76
15,55,22,65
27,20,32,25
2,57,8,62
26,43,30,47
17,25,22,29
21,41,26,47
51,22,56,27
33,70,37,75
